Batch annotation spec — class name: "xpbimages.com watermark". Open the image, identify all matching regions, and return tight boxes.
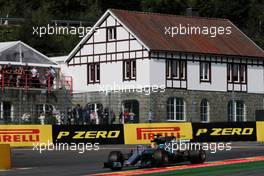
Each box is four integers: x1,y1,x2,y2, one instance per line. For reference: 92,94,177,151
164,141,232,154
99,83,166,95
164,24,232,38
32,24,99,37
32,140,100,153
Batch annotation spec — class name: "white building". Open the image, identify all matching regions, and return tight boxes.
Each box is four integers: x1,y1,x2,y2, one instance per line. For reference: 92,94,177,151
65,9,264,123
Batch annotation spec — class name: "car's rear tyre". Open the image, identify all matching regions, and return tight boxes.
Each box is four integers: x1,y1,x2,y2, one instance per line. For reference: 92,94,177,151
153,149,169,166
189,149,206,164
108,151,124,170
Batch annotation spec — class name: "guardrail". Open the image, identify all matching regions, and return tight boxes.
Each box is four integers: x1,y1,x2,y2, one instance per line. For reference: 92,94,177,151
0,73,72,94
0,122,263,147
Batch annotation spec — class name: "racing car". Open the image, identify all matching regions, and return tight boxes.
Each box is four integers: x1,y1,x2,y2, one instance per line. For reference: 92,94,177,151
104,135,206,170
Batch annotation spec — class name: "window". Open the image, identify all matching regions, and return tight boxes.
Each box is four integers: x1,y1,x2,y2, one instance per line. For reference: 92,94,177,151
172,60,178,78
200,99,209,122
2,101,12,123
240,65,246,83
200,62,211,82
227,64,232,82
166,60,170,77
107,27,116,41
236,101,245,122
228,100,245,122
123,60,136,81
180,61,186,79
227,64,247,83
167,97,185,121
87,63,100,84
233,65,239,82
227,101,233,121
166,60,186,80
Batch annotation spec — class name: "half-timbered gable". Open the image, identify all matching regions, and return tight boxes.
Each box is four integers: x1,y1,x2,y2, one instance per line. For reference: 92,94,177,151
67,10,150,92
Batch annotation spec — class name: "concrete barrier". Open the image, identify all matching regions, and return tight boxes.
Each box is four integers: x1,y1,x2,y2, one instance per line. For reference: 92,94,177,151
0,144,11,170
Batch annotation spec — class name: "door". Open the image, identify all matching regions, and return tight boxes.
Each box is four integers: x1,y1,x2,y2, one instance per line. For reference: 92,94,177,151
3,101,12,123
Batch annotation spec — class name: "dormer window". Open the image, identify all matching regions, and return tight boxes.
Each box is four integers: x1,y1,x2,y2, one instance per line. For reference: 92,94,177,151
107,27,116,41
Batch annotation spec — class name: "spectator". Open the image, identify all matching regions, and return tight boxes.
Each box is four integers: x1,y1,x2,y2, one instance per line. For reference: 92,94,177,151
55,111,62,125
67,108,73,125
46,66,56,87
148,111,154,123
38,113,45,125
14,66,24,87
129,112,135,123
0,65,3,83
110,110,116,124
95,110,99,124
119,111,124,124
2,65,7,84
90,111,96,124
31,66,40,88
124,111,129,123
60,112,69,125
5,63,13,86
83,105,91,125
73,104,82,125
23,63,30,86
102,107,109,124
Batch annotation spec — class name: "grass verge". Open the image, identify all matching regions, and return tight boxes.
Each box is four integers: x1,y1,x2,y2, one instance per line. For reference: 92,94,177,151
141,160,264,176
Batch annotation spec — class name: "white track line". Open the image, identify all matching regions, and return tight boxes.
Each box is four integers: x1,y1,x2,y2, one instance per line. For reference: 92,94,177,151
12,147,134,151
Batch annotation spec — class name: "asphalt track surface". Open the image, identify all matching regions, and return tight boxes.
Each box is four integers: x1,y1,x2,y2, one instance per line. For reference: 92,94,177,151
1,142,264,176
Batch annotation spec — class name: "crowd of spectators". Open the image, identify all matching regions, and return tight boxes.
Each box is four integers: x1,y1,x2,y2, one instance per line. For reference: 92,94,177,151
0,63,56,88
58,104,137,125
58,104,112,125
118,111,136,124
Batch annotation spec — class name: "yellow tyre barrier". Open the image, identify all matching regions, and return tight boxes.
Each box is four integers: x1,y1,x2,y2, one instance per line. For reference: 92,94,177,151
0,144,11,170
257,122,264,142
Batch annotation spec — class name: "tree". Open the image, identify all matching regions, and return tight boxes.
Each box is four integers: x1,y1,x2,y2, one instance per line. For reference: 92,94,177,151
0,0,263,55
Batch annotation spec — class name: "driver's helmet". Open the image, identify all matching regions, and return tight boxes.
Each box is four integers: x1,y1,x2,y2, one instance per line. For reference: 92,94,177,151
150,134,161,149
150,142,157,149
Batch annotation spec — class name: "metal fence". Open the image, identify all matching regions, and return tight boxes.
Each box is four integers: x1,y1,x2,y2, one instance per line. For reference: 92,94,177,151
1,87,263,125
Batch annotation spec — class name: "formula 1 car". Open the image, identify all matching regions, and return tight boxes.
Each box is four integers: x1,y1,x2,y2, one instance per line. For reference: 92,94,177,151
104,136,206,170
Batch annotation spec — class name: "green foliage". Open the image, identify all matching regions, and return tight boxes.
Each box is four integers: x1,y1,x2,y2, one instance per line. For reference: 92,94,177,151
141,0,189,15
0,25,21,41
0,0,263,55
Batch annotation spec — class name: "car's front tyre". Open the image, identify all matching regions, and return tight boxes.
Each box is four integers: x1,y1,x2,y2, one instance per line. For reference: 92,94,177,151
153,149,169,166
189,149,206,164
108,151,124,170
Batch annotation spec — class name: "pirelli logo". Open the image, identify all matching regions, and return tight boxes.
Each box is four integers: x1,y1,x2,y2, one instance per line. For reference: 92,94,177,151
136,127,180,140
0,129,40,142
